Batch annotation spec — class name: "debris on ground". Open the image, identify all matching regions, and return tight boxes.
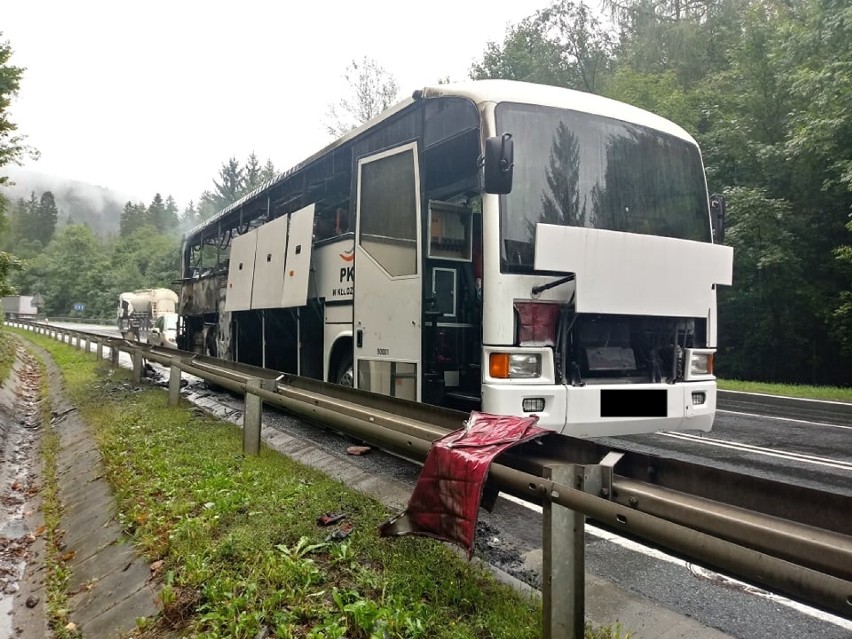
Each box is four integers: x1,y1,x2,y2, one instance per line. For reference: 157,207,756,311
324,522,353,542
316,512,346,526
346,445,372,456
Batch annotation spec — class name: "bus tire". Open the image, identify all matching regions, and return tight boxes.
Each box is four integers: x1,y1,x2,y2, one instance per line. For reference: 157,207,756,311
335,354,354,387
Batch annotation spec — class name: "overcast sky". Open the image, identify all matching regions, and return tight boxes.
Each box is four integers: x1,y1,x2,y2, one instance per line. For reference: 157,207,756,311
3,0,558,209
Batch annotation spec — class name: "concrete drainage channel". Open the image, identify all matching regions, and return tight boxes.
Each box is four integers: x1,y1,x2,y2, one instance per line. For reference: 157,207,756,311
0,345,42,638
1,337,160,638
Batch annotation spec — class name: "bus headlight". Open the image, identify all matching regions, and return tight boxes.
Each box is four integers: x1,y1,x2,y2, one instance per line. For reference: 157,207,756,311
685,349,714,379
489,353,542,379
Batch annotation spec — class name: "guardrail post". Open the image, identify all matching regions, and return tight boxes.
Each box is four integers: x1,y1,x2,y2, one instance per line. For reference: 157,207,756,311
84,337,90,353
168,360,182,406
244,378,262,456
243,378,276,456
132,348,143,383
542,464,585,639
96,339,103,360
110,342,119,368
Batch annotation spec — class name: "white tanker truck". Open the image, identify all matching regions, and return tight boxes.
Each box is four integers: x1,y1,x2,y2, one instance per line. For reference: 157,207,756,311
117,288,179,342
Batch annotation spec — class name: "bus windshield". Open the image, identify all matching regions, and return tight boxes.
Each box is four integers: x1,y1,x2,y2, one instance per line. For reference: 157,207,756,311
496,103,712,272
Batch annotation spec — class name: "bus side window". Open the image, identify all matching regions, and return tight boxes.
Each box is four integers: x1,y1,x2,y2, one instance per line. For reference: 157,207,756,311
315,206,352,240
314,209,337,241
335,207,351,234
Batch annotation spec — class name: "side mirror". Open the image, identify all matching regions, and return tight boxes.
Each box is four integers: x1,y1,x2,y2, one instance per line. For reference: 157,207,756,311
710,193,726,245
484,134,514,195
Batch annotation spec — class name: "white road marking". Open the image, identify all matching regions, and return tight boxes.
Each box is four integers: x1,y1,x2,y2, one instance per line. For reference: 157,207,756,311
659,431,852,471
498,493,852,631
720,389,852,407
718,408,852,431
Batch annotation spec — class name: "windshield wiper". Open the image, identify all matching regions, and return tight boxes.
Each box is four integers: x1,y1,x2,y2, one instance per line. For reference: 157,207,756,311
531,273,575,296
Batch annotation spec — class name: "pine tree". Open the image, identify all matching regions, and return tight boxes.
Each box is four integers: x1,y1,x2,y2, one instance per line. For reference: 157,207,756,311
163,195,180,232
34,190,58,245
261,159,277,184
213,157,244,209
119,201,147,237
144,193,168,231
197,190,220,221
182,200,198,229
243,152,263,195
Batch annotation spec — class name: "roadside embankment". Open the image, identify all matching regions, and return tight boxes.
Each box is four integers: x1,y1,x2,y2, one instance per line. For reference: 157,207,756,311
6,329,593,638
6,325,744,639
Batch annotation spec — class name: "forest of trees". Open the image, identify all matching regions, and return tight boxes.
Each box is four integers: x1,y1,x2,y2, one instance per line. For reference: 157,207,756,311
1,0,851,385
0,151,278,321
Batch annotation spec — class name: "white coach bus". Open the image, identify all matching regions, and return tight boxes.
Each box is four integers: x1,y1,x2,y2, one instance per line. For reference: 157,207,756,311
178,80,733,437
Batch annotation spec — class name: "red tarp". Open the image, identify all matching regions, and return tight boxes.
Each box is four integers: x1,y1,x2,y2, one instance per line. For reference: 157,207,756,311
379,411,547,557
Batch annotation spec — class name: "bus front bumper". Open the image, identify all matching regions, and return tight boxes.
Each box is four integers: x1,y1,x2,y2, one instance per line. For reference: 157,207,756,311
480,380,718,438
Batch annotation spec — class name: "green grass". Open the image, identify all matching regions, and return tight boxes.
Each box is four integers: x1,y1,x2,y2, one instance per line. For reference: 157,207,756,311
7,327,628,639
717,379,852,403
0,331,16,386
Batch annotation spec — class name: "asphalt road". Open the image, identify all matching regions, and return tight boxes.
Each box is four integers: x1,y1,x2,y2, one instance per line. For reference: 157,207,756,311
585,400,852,638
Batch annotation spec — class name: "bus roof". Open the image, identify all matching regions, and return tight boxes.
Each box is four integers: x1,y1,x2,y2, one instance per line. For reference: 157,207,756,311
418,80,695,143
184,80,696,242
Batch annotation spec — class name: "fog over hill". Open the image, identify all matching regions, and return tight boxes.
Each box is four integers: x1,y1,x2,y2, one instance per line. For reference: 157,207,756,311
1,168,135,237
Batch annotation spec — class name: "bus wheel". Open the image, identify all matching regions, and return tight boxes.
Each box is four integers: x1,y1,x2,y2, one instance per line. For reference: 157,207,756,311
335,356,354,387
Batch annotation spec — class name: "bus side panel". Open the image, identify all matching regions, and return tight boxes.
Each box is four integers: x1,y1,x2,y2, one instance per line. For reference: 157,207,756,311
312,238,355,382
281,205,316,308
226,230,258,312
312,238,355,303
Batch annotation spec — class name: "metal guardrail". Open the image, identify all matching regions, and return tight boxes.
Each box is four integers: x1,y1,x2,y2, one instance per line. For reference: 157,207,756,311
8,320,852,633
39,317,115,325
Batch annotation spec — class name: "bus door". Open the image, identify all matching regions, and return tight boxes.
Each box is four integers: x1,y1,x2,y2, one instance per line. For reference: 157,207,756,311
354,142,422,401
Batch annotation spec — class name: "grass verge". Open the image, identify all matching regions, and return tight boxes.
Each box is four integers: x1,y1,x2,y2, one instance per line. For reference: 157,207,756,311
717,379,852,403
6,328,628,639
0,331,15,385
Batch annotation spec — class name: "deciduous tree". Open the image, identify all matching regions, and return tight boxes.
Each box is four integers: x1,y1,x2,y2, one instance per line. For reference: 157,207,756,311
325,57,400,137
471,1,614,92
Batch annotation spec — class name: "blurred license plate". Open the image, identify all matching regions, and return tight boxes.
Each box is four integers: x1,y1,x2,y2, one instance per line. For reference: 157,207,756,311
601,389,667,417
